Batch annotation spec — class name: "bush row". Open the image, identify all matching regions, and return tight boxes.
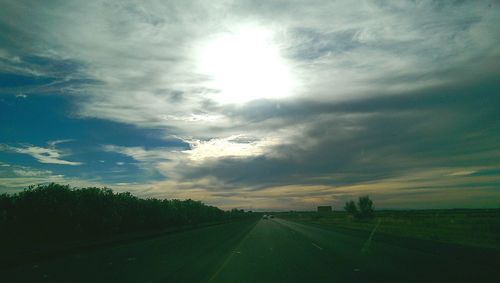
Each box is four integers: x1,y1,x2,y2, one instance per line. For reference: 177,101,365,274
0,183,252,240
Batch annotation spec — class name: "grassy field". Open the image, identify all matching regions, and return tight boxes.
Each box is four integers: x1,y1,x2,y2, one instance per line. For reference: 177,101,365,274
278,209,500,249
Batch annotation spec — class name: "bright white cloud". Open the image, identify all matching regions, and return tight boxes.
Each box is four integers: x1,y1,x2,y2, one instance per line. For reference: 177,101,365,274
182,135,280,162
448,170,477,176
102,145,176,163
0,144,82,166
13,168,52,177
103,134,280,181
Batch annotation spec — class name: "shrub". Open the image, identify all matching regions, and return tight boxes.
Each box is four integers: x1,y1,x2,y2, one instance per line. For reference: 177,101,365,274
345,196,374,219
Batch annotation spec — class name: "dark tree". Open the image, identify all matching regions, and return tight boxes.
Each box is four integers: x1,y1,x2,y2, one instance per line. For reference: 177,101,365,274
344,196,374,218
357,195,374,218
344,200,357,215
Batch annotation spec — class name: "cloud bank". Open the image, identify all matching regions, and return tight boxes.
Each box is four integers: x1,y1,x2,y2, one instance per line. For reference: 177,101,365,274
0,0,499,209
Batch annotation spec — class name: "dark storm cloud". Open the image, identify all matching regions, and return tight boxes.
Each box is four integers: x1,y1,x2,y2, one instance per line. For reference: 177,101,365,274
182,78,500,190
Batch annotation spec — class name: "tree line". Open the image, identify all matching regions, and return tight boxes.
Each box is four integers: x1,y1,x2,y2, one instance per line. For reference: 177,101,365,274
0,183,253,241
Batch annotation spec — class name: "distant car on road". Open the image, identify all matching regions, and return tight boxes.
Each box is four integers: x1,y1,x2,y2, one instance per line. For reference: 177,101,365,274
263,215,268,219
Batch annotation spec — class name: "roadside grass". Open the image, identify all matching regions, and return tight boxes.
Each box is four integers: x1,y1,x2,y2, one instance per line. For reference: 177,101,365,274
279,209,500,249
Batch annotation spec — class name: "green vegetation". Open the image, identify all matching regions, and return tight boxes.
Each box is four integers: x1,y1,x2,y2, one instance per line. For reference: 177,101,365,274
344,195,374,219
0,183,253,247
280,209,500,249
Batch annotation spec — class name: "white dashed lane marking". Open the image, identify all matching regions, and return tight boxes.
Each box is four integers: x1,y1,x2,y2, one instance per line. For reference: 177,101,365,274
311,243,323,250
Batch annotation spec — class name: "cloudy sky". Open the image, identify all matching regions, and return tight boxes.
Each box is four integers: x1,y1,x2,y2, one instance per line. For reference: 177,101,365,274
1,0,499,210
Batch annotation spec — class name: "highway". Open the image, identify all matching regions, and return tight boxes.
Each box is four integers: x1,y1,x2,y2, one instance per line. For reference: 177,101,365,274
3,217,499,282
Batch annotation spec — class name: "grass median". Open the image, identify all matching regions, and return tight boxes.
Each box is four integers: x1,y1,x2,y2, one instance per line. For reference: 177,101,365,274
279,209,500,249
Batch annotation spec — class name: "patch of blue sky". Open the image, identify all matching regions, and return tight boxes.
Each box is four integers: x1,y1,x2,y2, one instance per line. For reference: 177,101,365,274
64,150,166,184
0,94,185,185
0,151,38,168
21,55,82,73
0,95,187,148
0,73,57,88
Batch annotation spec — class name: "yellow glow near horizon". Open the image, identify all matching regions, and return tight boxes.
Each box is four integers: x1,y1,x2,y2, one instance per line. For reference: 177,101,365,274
198,26,293,104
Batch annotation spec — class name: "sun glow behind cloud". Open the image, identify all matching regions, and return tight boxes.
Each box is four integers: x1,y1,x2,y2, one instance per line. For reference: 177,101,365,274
197,26,295,104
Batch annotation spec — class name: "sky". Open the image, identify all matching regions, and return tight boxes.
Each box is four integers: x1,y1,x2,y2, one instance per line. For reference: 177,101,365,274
0,0,499,210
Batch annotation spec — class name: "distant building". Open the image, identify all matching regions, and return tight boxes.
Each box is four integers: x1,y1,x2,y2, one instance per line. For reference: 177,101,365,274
317,206,332,213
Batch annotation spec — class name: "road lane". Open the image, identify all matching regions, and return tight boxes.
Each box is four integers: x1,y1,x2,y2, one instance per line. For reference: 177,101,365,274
211,218,372,283
211,218,500,283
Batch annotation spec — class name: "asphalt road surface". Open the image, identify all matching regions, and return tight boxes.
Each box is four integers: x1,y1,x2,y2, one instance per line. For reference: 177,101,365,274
2,217,499,282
